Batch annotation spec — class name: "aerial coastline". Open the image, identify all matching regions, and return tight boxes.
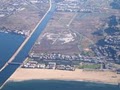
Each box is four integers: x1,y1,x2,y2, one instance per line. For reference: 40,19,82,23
0,0,52,72
9,68,120,85
0,0,120,89
0,0,53,89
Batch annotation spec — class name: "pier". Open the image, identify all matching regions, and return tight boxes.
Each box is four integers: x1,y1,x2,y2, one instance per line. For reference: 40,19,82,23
8,62,22,65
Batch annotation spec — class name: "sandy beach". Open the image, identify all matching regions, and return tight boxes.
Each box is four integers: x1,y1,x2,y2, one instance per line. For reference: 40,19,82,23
9,68,120,85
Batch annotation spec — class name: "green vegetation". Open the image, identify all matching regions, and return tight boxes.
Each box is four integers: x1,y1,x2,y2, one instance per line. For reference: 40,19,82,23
81,51,95,57
77,63,101,69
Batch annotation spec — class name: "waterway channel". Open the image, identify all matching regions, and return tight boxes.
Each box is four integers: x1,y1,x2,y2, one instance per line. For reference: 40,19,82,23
0,33,24,69
0,1,55,88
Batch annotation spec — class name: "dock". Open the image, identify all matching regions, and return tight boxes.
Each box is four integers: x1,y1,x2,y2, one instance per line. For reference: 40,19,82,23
8,62,22,65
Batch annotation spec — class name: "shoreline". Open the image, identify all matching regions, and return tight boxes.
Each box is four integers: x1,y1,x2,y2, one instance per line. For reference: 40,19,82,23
9,78,118,85
9,68,120,85
0,0,52,89
9,79,118,86
0,0,52,72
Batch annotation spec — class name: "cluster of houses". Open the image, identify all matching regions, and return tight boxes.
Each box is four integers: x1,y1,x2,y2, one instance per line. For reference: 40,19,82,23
22,57,120,73
28,52,120,72
29,52,104,64
91,44,120,63
91,26,120,63
56,0,93,12
0,0,24,17
22,60,75,71
0,0,48,17
0,26,30,36
105,35,120,45
56,0,112,13
0,0,48,36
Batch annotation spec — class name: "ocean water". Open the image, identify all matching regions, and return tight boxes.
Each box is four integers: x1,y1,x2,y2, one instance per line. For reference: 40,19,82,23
2,80,120,90
0,32,25,69
0,3,56,87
